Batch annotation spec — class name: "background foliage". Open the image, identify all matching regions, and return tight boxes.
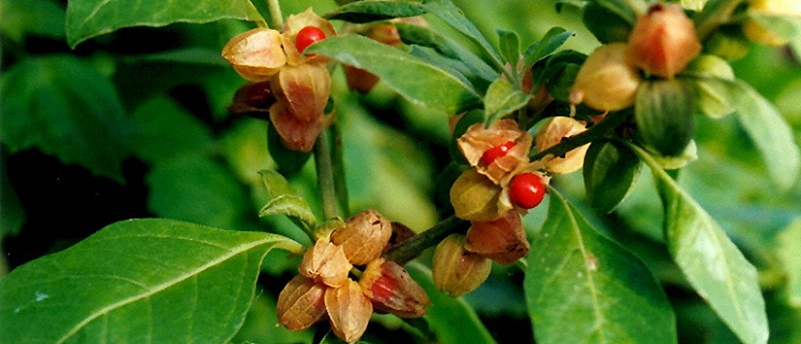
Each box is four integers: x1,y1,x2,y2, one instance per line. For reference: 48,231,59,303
1,0,801,343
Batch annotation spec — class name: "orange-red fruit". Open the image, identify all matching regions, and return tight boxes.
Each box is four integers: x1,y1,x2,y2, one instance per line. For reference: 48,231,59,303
359,258,431,318
432,234,493,297
298,239,353,288
325,279,373,343
509,173,547,209
465,210,529,264
331,209,393,265
626,3,702,79
276,275,328,330
481,140,516,166
296,26,327,53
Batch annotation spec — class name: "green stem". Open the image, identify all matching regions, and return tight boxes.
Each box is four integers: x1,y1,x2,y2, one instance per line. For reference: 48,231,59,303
314,129,340,220
268,0,284,28
530,110,632,162
383,215,468,264
331,122,350,218
695,0,745,41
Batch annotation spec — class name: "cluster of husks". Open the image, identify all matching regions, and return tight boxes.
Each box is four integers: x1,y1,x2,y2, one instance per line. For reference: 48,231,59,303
222,9,335,152
570,3,702,111
276,210,430,343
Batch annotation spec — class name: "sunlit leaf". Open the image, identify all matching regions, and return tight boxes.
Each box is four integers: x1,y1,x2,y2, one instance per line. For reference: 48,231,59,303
0,218,303,343
681,0,708,11
259,195,318,231
497,29,520,66
523,26,574,67
422,0,503,67
483,78,531,124
777,218,801,308
65,0,264,48
629,143,769,344
324,0,428,23
308,35,481,114
525,187,676,344
0,55,131,182
406,262,499,344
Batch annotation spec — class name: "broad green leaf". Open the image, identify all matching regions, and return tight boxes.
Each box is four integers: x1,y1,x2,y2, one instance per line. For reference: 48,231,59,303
396,23,499,83
777,218,801,308
324,0,428,23
258,195,318,231
483,78,531,124
406,262,498,344
0,218,303,344
497,29,520,66
0,55,131,182
308,35,481,114
583,140,642,214
629,143,769,344
525,187,676,344
422,0,504,67
130,96,214,164
146,154,250,230
0,0,65,41
65,0,263,48
523,27,575,67
581,2,632,44
409,46,476,89
635,79,696,157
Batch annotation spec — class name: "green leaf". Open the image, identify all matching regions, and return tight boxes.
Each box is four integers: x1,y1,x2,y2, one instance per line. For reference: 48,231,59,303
259,195,318,231
396,23,499,83
130,96,214,164
324,0,428,23
0,55,131,182
405,262,499,344
629,143,769,344
65,0,264,48
681,0,708,11
523,27,575,68
422,0,504,67
591,0,640,24
483,78,531,124
0,218,303,343
307,35,481,114
777,218,801,308
146,154,250,229
581,2,632,44
583,140,642,214
525,187,676,344
497,29,520,66
0,161,25,237
635,79,696,157
0,0,65,41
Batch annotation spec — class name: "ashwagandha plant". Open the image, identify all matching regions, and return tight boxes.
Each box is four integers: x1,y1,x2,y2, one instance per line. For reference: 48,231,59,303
2,0,801,343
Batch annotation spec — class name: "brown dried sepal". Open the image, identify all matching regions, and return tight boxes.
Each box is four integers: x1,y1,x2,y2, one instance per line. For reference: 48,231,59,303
272,63,331,123
626,3,702,79
450,169,510,222
457,119,533,184
465,210,528,265
276,275,328,331
432,234,492,297
325,279,373,343
268,101,324,152
299,239,353,288
359,258,430,318
229,81,275,114
535,116,590,174
222,28,287,82
331,209,393,265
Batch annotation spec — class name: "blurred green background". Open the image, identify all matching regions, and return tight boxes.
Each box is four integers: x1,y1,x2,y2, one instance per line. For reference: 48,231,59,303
1,0,800,343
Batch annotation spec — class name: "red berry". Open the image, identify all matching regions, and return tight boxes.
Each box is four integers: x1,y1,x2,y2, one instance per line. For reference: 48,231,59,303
295,26,326,53
509,173,546,209
481,140,516,166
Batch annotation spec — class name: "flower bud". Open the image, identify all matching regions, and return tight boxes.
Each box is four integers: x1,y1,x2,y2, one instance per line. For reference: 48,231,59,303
535,116,590,174
450,169,509,221
626,3,702,79
359,258,431,318
457,119,533,184
465,210,529,265
268,101,324,152
271,63,331,123
325,279,373,343
432,234,492,297
299,239,353,288
570,43,642,111
331,210,393,265
276,275,328,330
222,28,287,82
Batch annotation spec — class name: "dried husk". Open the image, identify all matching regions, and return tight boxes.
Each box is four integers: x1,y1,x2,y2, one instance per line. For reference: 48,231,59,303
325,279,373,343
222,28,287,82
276,275,328,331
535,116,590,174
359,258,430,318
432,234,492,297
465,210,529,265
331,209,393,265
299,239,353,288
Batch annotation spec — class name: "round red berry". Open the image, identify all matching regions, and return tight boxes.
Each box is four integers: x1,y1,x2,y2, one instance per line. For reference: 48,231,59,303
296,26,327,53
509,173,546,209
481,140,516,166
